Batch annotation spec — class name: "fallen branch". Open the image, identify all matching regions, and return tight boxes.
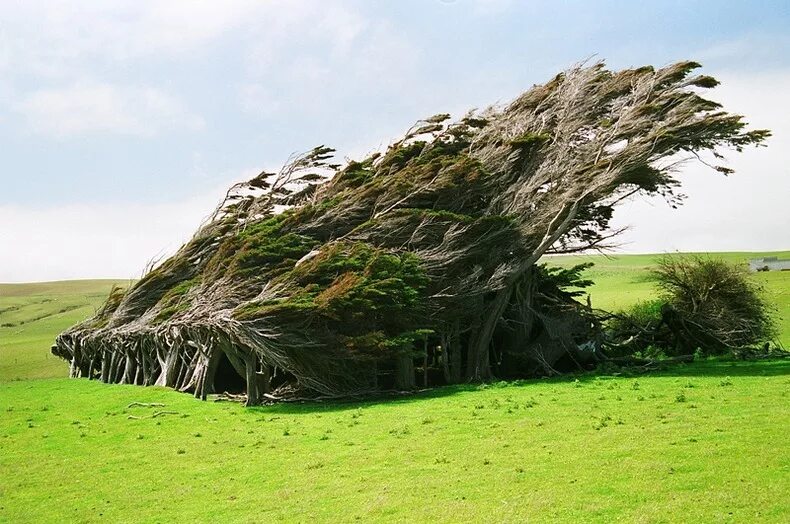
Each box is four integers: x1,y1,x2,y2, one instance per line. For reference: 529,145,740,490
127,402,166,408
127,410,179,420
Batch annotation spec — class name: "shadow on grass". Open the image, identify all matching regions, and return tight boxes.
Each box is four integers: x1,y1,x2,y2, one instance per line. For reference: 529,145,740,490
248,383,478,416
250,357,789,415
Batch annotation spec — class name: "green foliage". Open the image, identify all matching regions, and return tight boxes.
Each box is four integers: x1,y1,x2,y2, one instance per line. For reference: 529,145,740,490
378,141,427,171
234,242,430,356
233,290,318,321
336,159,375,188
190,212,321,284
610,299,665,332
120,254,196,320
536,262,595,299
606,299,668,357
232,215,316,276
655,256,777,352
316,250,428,322
605,257,779,357
152,303,191,324
152,277,201,324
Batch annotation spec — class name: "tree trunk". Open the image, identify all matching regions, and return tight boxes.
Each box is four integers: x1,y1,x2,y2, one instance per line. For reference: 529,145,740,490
422,339,428,388
258,364,272,395
441,334,450,383
155,347,180,387
442,322,462,384
100,351,110,382
395,355,415,390
466,287,513,381
122,353,136,384
200,347,223,401
243,353,263,406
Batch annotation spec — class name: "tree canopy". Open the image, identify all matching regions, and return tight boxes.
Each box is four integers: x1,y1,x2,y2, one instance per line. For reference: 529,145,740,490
54,61,769,404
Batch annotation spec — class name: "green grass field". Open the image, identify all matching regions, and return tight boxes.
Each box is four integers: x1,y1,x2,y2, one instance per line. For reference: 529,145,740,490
1,361,788,522
0,280,129,381
0,252,788,522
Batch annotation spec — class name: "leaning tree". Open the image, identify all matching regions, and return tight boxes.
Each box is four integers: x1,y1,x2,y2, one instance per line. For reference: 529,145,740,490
53,61,768,404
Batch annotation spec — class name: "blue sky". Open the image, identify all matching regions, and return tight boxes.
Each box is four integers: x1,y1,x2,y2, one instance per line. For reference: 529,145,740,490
1,0,788,281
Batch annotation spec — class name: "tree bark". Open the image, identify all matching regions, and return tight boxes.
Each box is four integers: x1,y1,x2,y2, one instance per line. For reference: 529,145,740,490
122,353,136,384
442,322,462,384
466,287,512,381
155,347,180,387
422,339,428,388
395,355,415,390
100,351,110,382
199,347,223,400
258,364,272,394
243,353,261,406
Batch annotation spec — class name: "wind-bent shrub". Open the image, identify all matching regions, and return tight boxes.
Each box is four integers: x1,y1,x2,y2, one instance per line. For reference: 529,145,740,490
606,258,777,357
654,257,777,353
53,61,768,403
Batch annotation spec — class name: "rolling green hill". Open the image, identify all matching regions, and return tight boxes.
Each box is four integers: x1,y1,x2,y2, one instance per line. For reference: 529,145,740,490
0,280,130,381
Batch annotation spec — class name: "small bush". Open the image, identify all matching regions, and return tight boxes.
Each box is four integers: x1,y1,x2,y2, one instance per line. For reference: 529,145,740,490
606,300,667,357
655,256,776,353
606,257,776,357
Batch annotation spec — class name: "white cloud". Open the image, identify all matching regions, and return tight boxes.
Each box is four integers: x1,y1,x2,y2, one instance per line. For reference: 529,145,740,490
0,177,250,282
696,34,790,70
17,83,204,138
239,5,420,117
610,69,790,253
0,0,266,77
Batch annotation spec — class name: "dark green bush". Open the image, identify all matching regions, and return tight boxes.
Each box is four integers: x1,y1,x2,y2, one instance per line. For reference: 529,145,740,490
607,257,777,358
606,299,667,357
654,256,776,353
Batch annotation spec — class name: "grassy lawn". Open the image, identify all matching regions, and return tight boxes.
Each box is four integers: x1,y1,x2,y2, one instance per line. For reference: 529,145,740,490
1,359,788,522
0,280,128,381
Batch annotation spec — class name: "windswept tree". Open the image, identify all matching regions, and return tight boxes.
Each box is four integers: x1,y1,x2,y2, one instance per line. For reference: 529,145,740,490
54,61,768,403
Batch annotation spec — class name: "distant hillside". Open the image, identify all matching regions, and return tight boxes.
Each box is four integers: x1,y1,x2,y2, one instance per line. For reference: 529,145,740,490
0,280,130,381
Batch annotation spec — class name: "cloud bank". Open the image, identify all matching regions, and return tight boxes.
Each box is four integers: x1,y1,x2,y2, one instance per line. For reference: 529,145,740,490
0,1,787,281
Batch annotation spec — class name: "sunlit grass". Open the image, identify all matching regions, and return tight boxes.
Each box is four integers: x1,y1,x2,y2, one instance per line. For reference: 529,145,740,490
1,359,787,522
